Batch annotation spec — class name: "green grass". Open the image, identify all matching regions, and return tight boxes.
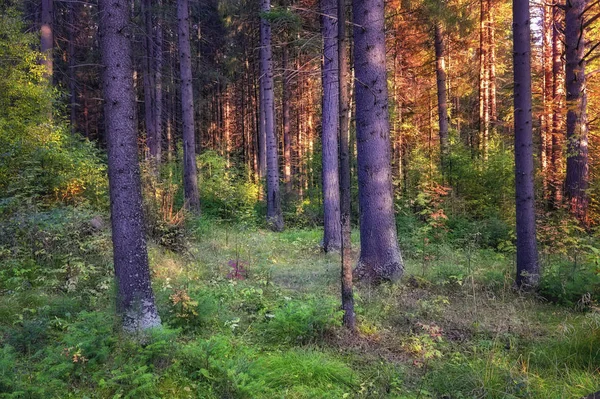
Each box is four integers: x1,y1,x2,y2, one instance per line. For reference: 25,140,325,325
2,217,600,398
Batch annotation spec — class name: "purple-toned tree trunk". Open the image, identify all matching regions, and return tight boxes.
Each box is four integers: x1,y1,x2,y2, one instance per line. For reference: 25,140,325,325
434,22,449,172
142,0,158,163
41,0,53,80
178,0,201,213
321,0,342,252
339,0,355,330
261,0,284,231
352,0,404,283
154,0,163,163
283,45,292,194
98,0,161,332
565,0,589,224
513,0,539,288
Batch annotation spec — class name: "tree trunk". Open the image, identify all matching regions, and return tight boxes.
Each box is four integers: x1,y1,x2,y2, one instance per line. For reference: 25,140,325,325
41,0,53,81
321,0,342,252
177,0,201,213
541,2,553,198
550,3,564,207
565,0,589,225
513,0,539,288
142,0,158,164
352,0,404,283
98,0,161,332
261,0,284,231
434,22,449,174
283,45,292,194
339,0,355,330
154,0,164,163
68,0,76,133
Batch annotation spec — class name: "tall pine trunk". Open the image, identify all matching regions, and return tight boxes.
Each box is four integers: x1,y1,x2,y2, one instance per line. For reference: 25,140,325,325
41,0,53,81
283,45,292,194
565,0,589,224
339,0,355,330
98,0,161,332
434,22,449,174
261,0,284,231
551,3,564,207
321,0,342,252
353,0,404,283
513,0,539,288
178,0,201,213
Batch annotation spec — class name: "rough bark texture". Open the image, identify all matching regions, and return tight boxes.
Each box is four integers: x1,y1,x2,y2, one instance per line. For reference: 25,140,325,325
178,0,201,213
541,2,553,197
321,0,342,252
261,0,284,231
98,0,161,332
339,0,355,330
352,0,404,283
41,0,53,80
565,0,589,224
513,0,539,288
434,23,449,173
283,45,292,194
550,3,564,207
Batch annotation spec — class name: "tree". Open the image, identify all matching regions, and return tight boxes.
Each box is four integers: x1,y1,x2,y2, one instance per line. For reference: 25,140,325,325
565,0,589,224
98,0,161,332
321,0,342,252
434,22,449,173
260,0,284,231
513,0,539,288
41,0,53,81
353,0,404,283
178,0,201,213
339,0,355,329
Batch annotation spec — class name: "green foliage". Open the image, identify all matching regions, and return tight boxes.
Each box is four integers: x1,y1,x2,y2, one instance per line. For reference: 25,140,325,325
260,297,343,345
0,9,107,208
197,151,259,225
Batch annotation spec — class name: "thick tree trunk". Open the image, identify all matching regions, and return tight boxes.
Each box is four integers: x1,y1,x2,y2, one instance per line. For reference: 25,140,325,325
513,0,539,288
565,0,589,224
352,0,404,283
339,0,355,330
283,45,292,194
321,0,342,252
261,0,284,231
434,23,449,173
98,0,161,332
177,0,201,213
41,0,53,81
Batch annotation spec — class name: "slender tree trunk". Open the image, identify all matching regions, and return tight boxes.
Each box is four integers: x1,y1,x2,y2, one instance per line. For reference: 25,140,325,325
68,0,76,133
41,0,53,81
177,0,201,213
321,0,342,252
434,22,449,174
154,0,164,163
142,0,158,163
479,0,488,157
565,0,589,224
258,62,267,180
98,0,161,332
513,0,539,288
541,2,553,199
261,0,284,231
283,45,292,194
551,3,564,207
352,0,404,283
339,0,355,330
488,0,497,129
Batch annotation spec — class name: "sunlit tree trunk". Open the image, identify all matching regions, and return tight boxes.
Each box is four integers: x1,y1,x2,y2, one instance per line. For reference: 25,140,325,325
550,3,565,207
177,0,201,213
565,0,589,224
353,0,404,283
434,22,449,174
321,0,342,252
98,0,161,332
261,0,284,231
339,0,355,330
283,45,292,194
513,0,539,288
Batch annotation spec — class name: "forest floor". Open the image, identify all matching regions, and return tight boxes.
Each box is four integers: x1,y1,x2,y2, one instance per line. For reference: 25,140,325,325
2,214,600,398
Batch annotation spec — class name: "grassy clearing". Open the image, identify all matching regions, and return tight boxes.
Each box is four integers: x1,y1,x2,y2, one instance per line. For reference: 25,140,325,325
1,216,600,398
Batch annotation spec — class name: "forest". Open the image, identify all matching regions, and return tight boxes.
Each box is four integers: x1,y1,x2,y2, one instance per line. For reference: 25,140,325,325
2,0,600,396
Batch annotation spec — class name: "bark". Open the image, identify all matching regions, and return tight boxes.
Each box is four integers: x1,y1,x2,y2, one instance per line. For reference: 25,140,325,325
513,0,539,288
488,0,497,127
68,0,76,133
41,0,53,80
550,3,564,207
142,0,158,163
98,0,161,332
352,0,404,283
434,23,449,173
261,0,284,231
283,45,292,194
541,2,553,197
178,0,201,213
565,0,589,224
321,0,342,252
479,0,488,157
258,64,267,180
154,0,164,163
339,0,355,330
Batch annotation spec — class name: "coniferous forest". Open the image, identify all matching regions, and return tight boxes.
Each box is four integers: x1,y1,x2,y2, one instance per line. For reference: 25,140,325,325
5,0,600,396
